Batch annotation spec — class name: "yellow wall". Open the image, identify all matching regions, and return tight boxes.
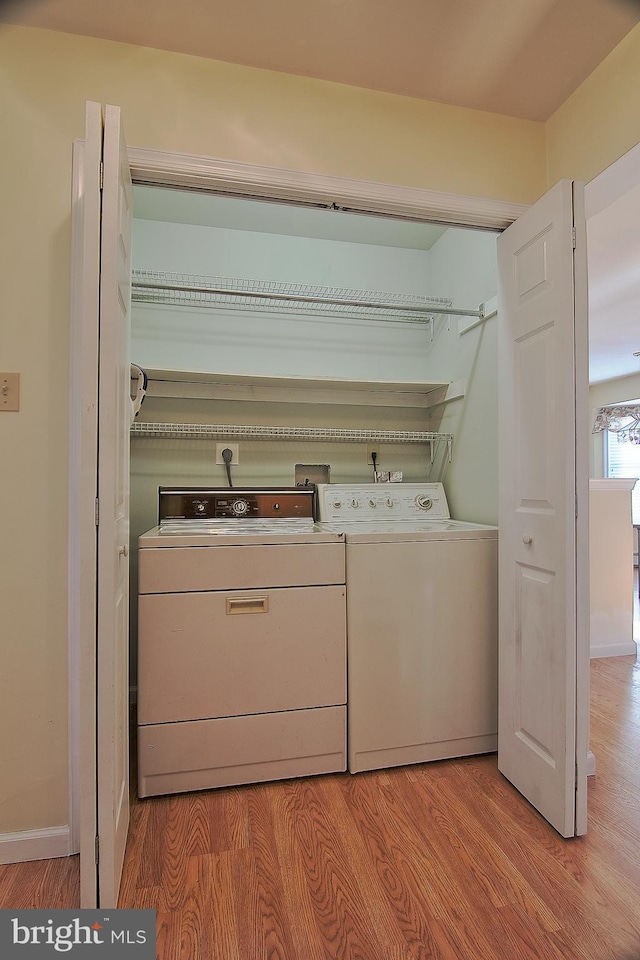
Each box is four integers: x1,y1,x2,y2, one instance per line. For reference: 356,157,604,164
546,21,640,186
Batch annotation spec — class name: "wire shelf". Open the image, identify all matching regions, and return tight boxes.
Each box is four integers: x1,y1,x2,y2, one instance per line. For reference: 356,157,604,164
130,421,453,445
131,270,482,322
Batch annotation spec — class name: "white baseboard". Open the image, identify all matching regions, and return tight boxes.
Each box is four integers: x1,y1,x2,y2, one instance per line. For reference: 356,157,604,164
590,640,638,658
0,826,75,865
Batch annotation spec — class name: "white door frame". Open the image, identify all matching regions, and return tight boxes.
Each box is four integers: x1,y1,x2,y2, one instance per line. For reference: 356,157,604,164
126,147,528,229
584,140,640,490
69,143,529,898
584,139,640,220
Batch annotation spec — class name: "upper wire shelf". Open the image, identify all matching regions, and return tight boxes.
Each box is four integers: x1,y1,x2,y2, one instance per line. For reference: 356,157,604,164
131,270,483,322
130,421,453,463
130,421,452,444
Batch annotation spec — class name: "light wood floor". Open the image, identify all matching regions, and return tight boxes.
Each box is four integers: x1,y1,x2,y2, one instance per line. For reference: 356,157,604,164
1,654,639,960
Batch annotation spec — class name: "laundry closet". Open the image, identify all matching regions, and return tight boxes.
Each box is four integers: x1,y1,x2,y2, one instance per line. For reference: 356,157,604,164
128,185,499,790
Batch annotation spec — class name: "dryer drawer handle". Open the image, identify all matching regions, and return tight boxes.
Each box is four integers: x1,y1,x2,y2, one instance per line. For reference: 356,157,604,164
226,596,269,615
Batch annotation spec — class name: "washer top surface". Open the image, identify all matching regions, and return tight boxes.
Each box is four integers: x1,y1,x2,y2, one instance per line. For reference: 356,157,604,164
317,518,497,542
315,483,497,540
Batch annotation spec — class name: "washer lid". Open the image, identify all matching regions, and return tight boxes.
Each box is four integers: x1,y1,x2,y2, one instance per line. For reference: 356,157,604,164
318,519,498,542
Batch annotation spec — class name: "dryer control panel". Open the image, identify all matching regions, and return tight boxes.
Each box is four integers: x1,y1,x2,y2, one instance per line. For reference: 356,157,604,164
315,483,450,522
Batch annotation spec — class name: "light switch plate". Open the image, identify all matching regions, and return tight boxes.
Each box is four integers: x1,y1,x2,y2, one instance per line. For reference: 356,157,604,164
0,373,20,411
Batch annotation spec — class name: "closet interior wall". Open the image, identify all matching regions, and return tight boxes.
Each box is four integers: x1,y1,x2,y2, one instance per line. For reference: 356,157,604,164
128,195,499,698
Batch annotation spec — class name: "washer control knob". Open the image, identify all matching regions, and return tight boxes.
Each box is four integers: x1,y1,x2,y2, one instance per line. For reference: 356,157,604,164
232,498,250,516
415,496,433,510
386,498,395,508
194,501,206,514
351,499,359,508
273,503,280,511
368,499,377,507
332,500,342,509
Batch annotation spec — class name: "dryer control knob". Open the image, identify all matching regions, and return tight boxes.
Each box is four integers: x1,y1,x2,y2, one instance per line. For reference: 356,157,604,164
368,499,377,507
232,498,250,516
386,498,395,507
351,499,359,508
332,500,342,509
415,496,433,510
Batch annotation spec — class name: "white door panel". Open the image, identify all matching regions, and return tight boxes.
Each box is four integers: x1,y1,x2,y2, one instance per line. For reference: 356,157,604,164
497,179,588,838
97,103,133,907
74,101,102,908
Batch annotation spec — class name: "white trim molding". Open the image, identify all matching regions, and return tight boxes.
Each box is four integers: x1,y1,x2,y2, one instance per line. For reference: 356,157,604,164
585,140,640,220
589,478,637,491
0,827,73,865
127,146,528,230
590,639,638,659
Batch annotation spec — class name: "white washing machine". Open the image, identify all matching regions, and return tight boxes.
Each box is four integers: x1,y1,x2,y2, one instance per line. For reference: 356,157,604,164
316,482,498,774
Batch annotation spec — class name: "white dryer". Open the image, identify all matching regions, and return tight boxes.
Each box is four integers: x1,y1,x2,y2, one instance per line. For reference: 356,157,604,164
137,486,346,797
316,483,498,774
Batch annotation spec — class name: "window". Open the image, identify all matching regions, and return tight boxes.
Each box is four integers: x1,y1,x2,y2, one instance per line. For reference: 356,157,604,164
606,431,640,523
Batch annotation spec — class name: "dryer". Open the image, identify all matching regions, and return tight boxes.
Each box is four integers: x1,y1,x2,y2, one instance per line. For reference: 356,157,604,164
137,486,346,797
316,482,498,774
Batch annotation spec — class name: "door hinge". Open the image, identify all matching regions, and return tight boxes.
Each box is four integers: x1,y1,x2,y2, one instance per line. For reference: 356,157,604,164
575,494,578,520
95,836,99,865
571,227,576,249
99,161,104,191
95,498,100,526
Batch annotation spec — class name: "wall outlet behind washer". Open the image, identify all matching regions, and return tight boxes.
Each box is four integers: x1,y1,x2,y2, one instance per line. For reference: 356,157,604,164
215,442,240,464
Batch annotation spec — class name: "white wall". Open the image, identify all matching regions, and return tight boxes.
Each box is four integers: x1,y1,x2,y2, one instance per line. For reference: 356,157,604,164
130,216,499,510
132,218,439,382
418,228,499,524
589,479,637,657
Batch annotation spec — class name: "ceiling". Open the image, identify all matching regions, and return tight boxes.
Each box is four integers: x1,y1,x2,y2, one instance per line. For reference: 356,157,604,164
5,0,640,383
3,0,640,121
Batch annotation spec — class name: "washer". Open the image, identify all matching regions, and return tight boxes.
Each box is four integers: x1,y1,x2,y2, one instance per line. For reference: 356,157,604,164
137,486,346,798
316,482,498,774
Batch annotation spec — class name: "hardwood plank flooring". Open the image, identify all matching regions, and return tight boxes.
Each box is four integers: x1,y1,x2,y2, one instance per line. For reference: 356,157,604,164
1,654,639,960
0,855,79,909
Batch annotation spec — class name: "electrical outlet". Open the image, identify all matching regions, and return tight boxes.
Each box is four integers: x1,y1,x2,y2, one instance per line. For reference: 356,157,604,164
215,442,240,464
367,444,380,465
0,373,20,412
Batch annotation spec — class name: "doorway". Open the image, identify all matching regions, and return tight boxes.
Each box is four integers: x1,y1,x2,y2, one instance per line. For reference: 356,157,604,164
74,119,589,905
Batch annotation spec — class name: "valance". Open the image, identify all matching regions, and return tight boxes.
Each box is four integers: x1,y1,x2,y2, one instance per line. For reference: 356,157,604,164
592,404,640,443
